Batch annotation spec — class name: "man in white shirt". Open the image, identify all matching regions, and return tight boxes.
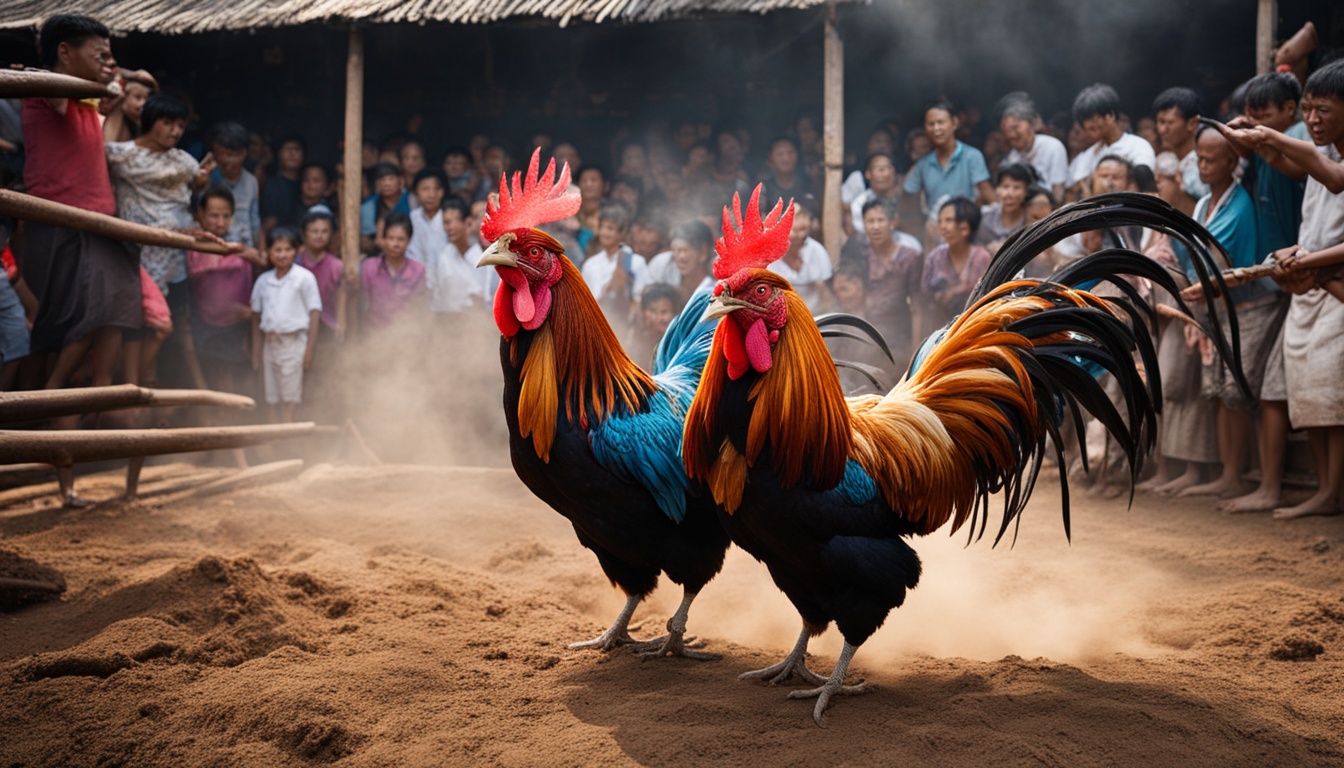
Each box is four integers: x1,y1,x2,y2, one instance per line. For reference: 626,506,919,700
425,198,487,313
406,169,448,265
1067,83,1156,199
997,91,1069,200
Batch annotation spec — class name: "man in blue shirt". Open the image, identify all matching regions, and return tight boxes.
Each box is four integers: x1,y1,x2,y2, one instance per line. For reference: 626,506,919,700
902,101,993,220
360,162,411,255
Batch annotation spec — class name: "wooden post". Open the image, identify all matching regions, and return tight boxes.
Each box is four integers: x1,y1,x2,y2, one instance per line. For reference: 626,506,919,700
822,2,844,263
1255,0,1276,75
342,26,364,285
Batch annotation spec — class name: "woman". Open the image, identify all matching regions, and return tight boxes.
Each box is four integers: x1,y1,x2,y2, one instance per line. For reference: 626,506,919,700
641,219,716,313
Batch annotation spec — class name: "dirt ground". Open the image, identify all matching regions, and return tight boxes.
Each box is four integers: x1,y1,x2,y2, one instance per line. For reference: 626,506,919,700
1,460,1342,767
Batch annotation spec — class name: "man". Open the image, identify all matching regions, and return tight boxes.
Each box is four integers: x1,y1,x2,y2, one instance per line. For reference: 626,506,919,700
21,15,145,504
997,92,1068,201
1152,86,1209,212
1067,84,1156,199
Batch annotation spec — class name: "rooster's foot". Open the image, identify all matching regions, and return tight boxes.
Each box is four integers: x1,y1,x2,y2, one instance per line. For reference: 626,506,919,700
634,631,720,661
739,627,826,685
788,641,866,725
567,593,643,652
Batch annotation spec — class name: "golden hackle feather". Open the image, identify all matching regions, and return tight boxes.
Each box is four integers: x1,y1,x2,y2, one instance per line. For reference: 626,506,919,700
513,257,655,461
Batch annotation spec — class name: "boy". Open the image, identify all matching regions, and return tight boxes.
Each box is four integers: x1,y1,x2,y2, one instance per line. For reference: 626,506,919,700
580,204,647,332
903,101,994,217
251,227,322,425
101,74,153,143
1230,60,1344,518
260,134,305,232
975,163,1034,252
407,169,448,265
207,122,261,247
998,92,1068,201
1067,84,1156,199
442,146,485,203
426,197,486,315
624,283,680,373
360,162,409,255
1151,87,1208,211
767,201,831,314
298,162,335,212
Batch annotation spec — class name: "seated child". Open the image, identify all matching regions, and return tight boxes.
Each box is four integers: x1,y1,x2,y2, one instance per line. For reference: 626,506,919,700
250,227,322,424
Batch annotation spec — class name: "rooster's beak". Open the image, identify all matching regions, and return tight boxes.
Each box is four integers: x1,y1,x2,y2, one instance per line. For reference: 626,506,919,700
477,238,518,269
701,294,750,322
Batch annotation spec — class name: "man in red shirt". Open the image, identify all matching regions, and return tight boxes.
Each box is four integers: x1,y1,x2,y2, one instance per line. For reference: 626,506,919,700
21,15,144,504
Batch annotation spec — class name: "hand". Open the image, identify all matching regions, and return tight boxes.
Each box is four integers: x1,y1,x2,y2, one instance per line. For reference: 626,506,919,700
303,350,314,370
607,266,629,297
195,153,217,188
1272,244,1307,271
121,69,159,90
232,304,253,324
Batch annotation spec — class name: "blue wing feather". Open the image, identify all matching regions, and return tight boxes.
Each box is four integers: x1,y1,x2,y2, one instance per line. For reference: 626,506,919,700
589,289,717,522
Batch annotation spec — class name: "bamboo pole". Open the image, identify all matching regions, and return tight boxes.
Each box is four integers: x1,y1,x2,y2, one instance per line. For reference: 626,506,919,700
821,2,844,263
0,69,114,100
342,26,365,286
0,190,239,255
0,384,254,424
1255,0,1276,75
0,424,315,466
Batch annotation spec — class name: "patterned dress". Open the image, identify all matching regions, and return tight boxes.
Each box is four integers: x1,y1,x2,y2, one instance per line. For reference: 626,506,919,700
106,141,199,293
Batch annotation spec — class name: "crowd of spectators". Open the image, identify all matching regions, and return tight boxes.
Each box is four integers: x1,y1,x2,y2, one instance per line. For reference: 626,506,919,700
6,14,1344,517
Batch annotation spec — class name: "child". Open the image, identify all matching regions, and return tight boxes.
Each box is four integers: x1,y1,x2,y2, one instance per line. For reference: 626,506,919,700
407,169,448,265
188,186,264,378
426,197,487,316
360,211,426,330
902,101,994,215
575,165,608,254
975,163,1034,252
101,75,153,143
260,134,305,232
251,227,322,424
298,162,336,214
580,204,647,332
920,197,991,340
207,122,261,247
360,162,409,255
441,146,485,203
399,140,427,192
625,283,679,373
297,208,346,343
767,201,831,314
826,259,891,394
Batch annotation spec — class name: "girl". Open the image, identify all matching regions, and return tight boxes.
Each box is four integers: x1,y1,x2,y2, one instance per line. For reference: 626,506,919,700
297,209,346,344
360,212,426,330
919,197,992,339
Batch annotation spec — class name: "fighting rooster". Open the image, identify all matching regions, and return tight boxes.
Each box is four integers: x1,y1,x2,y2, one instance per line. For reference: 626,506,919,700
475,150,726,659
683,188,1240,722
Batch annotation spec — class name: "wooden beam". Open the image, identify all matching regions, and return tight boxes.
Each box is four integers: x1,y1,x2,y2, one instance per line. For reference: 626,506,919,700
0,424,315,466
0,190,239,255
1256,0,1276,75
342,27,365,286
821,2,844,263
0,384,254,424
0,69,113,100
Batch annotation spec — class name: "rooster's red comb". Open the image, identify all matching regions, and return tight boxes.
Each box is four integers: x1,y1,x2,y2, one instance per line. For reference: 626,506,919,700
713,185,794,280
479,148,581,243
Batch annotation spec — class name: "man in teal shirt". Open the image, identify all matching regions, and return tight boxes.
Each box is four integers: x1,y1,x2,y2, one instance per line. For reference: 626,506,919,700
902,101,993,217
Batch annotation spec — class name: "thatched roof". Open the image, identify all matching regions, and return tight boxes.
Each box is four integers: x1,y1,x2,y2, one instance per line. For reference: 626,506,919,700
0,0,854,34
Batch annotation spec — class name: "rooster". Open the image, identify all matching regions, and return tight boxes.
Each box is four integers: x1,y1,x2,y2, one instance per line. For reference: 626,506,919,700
683,188,1241,722
474,150,728,658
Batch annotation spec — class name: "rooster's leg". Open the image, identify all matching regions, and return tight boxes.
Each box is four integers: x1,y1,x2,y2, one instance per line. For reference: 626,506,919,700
738,626,827,685
632,590,721,661
568,593,642,651
788,641,869,725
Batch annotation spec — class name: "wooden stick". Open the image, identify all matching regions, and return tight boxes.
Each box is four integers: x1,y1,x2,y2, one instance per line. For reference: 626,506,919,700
1181,262,1285,302
0,189,240,255
0,384,254,424
173,459,305,501
821,2,844,264
341,28,364,286
0,424,315,466
0,69,114,100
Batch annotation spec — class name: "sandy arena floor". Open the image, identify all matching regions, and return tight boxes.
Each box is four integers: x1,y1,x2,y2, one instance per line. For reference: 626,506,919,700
1,462,1342,767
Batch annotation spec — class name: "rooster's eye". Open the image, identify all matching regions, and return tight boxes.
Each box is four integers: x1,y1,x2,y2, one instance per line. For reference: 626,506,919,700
755,285,768,297
530,247,539,257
